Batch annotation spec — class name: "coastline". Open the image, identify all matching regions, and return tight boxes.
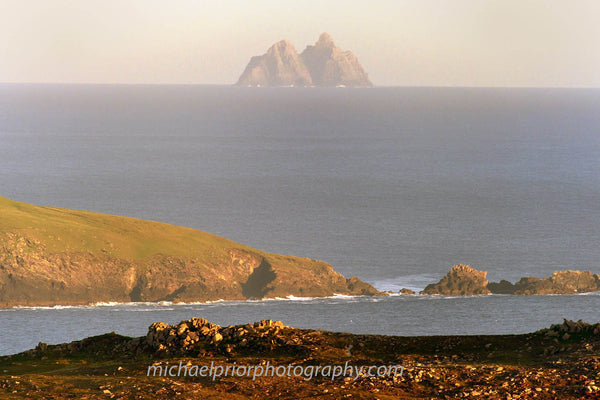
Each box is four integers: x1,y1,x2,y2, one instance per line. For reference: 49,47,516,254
4,293,600,358
6,289,600,310
0,293,366,310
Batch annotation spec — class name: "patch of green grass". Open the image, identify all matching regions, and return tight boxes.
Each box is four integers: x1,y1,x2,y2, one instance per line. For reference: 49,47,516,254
0,196,254,261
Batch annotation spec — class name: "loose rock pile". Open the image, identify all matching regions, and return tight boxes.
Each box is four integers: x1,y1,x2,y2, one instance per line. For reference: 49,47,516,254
146,318,306,355
538,319,600,338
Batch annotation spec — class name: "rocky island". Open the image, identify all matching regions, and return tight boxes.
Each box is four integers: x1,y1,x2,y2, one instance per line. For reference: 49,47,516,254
2,318,600,399
0,196,379,307
421,264,600,295
235,33,373,87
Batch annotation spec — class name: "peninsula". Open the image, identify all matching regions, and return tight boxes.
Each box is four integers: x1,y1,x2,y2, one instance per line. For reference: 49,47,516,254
0,196,379,307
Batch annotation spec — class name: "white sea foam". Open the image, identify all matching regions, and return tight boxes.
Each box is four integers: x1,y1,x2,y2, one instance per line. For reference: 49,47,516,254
331,293,358,299
12,304,80,310
274,295,315,301
2,293,370,311
92,301,124,307
6,288,595,312
371,273,442,294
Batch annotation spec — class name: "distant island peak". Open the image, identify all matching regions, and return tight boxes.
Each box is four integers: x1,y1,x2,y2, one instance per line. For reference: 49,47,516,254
235,33,373,88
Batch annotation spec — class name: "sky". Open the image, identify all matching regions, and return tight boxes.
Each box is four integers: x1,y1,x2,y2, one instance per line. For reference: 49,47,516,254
1,0,599,87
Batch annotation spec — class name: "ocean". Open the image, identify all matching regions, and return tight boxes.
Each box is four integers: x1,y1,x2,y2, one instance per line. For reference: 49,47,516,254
1,84,599,355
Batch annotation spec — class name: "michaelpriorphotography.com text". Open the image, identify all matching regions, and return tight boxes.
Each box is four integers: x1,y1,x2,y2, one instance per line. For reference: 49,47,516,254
147,360,404,381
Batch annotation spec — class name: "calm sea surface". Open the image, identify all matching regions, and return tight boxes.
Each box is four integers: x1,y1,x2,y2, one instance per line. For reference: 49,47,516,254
0,85,599,355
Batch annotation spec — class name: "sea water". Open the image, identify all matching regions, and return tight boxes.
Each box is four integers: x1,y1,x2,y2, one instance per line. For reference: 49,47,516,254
0,85,599,355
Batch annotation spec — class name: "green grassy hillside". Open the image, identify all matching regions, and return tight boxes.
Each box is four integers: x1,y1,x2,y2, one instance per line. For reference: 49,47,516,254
0,195,249,260
0,196,380,306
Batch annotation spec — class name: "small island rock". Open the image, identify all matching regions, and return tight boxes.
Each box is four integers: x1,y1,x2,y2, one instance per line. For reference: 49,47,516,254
421,264,491,295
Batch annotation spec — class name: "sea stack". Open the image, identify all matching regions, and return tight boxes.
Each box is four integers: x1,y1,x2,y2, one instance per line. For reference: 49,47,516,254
236,33,372,87
235,40,312,87
300,33,372,87
421,264,491,295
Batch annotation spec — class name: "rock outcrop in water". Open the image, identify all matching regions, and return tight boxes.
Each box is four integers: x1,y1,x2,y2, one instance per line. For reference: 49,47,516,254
236,33,372,87
497,270,600,295
421,264,491,295
422,265,600,295
0,196,381,307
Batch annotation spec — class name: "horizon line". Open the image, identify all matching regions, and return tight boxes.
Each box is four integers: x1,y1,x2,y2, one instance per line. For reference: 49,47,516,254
1,82,599,90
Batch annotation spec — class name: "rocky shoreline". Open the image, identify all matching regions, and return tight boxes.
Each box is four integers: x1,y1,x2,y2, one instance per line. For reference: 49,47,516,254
2,318,600,399
3,196,598,307
417,264,600,296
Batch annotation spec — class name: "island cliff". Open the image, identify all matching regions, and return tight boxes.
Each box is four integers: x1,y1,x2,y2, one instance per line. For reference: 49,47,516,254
236,33,372,87
0,196,380,307
235,40,312,87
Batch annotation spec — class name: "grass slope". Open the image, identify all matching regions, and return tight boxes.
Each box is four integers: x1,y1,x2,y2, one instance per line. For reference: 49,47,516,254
0,196,378,306
0,195,253,260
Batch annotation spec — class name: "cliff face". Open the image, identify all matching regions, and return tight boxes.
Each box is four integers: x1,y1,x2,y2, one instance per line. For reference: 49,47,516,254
235,40,312,87
236,33,372,87
300,33,372,87
0,196,380,307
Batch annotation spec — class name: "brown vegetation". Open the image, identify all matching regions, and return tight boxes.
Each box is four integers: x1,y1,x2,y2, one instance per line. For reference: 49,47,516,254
2,318,600,399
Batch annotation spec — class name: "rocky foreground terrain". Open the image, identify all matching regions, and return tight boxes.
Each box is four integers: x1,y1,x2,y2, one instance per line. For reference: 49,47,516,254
0,196,379,307
2,318,600,399
420,264,600,296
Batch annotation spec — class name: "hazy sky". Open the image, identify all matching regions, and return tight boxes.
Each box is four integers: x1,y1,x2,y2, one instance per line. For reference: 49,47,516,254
1,0,599,87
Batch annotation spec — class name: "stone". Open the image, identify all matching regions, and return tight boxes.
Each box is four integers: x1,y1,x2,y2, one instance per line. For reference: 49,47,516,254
176,323,189,336
487,280,515,294
190,318,207,329
200,326,211,336
211,333,223,344
35,342,48,352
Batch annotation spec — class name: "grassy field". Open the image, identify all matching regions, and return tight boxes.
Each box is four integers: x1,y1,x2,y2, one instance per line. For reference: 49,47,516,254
0,195,256,260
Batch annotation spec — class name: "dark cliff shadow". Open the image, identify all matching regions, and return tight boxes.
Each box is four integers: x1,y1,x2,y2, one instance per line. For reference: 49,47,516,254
241,259,276,299
129,276,148,302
